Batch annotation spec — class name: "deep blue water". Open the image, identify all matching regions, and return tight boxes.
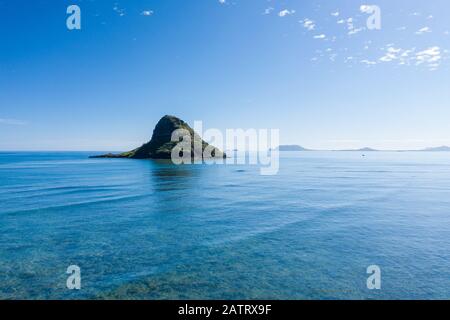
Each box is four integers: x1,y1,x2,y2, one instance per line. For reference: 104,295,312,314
0,151,449,299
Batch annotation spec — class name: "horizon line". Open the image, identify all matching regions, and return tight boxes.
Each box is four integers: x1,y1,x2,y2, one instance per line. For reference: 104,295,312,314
1,146,450,153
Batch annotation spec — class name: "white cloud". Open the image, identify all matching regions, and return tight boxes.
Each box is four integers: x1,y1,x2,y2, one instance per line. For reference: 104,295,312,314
360,5,373,13
314,34,326,39
361,59,377,65
348,27,364,36
416,47,441,67
113,5,126,16
401,49,415,58
218,0,226,4
388,47,402,54
380,54,396,62
379,47,408,63
279,9,295,17
346,18,354,30
263,7,274,15
331,12,339,17
300,19,315,31
141,10,153,16
377,45,442,70
416,27,431,35
329,53,338,62
342,17,365,35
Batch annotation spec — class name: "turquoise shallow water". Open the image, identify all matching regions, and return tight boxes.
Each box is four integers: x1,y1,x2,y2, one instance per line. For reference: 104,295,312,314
0,151,449,299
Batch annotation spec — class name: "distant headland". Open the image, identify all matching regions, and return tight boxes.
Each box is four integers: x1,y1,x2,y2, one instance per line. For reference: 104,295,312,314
336,147,379,152
274,145,450,152
416,146,450,152
91,115,226,160
273,145,311,151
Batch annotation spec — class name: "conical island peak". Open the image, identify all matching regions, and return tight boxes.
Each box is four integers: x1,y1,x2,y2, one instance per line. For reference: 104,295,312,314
91,115,226,160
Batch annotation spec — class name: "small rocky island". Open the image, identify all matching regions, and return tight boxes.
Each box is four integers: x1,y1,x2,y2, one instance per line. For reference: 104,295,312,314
91,115,226,160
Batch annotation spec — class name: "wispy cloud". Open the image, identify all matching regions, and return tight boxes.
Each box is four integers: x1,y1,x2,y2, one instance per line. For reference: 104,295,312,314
113,4,126,16
0,118,28,126
263,7,274,15
376,45,442,70
360,5,373,14
141,10,153,16
348,27,364,36
278,9,295,17
380,47,400,61
300,18,315,31
416,27,431,35
361,59,377,66
416,46,441,70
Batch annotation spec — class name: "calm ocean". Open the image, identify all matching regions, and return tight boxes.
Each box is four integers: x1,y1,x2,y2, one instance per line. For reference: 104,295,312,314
0,151,449,299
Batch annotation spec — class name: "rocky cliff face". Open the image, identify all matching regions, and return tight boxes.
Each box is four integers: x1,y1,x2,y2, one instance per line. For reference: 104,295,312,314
91,115,226,160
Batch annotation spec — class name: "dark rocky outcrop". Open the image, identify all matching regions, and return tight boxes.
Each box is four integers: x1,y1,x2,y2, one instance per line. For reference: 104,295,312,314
91,115,226,160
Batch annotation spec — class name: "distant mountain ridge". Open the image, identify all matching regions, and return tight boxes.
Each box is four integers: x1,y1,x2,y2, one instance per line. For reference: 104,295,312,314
273,145,450,152
337,147,379,152
274,145,311,151
419,146,450,152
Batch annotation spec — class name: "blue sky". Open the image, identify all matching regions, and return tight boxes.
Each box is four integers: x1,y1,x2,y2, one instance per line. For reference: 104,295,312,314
1,0,450,151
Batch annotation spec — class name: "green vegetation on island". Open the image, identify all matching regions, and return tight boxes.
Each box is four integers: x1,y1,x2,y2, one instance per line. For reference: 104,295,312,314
91,115,226,160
